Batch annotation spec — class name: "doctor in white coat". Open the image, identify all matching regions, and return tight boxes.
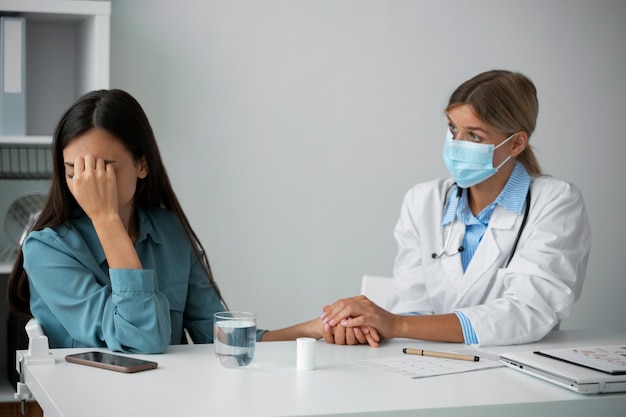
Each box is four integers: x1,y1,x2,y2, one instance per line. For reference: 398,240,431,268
321,70,591,346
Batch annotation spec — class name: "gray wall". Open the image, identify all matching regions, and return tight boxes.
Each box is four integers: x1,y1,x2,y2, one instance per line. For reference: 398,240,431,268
109,1,626,333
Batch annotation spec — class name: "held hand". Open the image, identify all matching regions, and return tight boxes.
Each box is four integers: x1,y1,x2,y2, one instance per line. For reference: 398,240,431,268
322,320,381,347
321,295,398,340
69,155,119,221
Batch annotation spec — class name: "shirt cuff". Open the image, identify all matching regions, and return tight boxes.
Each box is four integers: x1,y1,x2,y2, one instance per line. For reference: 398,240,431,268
454,311,479,344
256,329,267,342
109,268,156,292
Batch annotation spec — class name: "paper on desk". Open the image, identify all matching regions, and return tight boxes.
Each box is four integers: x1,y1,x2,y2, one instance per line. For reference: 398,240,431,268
353,348,503,379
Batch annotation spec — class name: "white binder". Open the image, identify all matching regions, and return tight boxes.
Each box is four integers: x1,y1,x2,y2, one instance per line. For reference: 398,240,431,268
0,16,26,135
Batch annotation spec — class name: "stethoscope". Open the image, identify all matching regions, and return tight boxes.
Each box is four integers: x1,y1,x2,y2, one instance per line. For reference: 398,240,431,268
431,184,531,268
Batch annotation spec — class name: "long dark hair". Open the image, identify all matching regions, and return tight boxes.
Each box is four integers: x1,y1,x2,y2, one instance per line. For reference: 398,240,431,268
7,89,225,316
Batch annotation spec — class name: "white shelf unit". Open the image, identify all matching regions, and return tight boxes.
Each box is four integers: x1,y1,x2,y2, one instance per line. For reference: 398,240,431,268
1,0,110,138
0,0,111,404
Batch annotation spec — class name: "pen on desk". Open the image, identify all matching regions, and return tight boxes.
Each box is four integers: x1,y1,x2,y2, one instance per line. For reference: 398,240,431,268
403,348,479,362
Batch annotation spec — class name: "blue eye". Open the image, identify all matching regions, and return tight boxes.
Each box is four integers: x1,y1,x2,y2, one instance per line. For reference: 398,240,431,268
470,133,481,142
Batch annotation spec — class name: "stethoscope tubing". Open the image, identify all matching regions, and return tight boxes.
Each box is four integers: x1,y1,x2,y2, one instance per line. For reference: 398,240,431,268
434,183,531,268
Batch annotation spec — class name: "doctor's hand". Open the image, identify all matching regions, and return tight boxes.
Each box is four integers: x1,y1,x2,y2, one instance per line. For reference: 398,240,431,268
321,295,399,343
321,318,381,347
67,154,119,221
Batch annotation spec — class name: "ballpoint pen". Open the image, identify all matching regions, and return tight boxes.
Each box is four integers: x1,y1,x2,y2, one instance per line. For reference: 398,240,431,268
403,348,479,362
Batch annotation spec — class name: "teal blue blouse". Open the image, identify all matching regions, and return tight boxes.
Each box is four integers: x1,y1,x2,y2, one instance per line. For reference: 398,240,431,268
24,207,228,353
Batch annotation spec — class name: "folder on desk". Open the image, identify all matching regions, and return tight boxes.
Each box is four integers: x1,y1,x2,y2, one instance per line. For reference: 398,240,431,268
534,345,626,375
0,16,26,135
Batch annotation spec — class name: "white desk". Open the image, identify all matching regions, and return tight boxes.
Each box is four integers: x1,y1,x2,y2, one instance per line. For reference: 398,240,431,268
18,329,626,417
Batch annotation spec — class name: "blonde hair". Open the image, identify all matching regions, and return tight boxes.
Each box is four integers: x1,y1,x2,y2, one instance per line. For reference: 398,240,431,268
446,70,543,176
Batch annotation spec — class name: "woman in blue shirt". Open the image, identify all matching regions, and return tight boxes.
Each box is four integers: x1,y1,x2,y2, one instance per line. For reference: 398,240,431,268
8,89,321,352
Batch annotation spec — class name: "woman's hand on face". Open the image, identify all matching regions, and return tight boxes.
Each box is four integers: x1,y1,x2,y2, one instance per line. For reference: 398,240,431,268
69,154,119,221
321,295,397,340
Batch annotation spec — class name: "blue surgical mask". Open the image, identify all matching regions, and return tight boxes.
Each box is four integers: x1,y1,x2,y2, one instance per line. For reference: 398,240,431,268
443,130,515,188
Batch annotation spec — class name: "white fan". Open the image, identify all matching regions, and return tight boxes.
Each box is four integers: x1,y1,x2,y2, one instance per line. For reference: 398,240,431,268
1,192,46,262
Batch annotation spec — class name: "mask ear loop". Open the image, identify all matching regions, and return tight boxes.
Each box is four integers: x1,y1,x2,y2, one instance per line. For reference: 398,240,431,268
494,132,517,150
493,132,517,170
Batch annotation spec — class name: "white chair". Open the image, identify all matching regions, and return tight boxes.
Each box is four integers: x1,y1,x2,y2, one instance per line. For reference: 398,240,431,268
360,275,393,308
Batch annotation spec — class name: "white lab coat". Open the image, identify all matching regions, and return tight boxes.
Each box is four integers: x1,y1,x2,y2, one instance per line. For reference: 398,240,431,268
388,175,591,346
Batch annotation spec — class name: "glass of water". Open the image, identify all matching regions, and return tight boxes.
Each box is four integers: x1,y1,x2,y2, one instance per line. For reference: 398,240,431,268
213,311,256,368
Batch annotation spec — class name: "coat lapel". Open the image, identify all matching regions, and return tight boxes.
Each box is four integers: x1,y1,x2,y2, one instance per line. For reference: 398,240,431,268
456,206,520,298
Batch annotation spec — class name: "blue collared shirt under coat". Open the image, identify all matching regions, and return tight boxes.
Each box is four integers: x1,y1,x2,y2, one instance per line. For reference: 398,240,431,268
443,162,530,344
24,206,250,353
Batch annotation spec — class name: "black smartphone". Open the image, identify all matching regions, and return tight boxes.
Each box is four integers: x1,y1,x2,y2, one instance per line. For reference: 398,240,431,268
65,351,158,373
